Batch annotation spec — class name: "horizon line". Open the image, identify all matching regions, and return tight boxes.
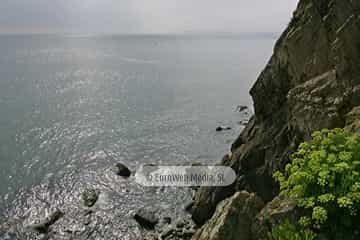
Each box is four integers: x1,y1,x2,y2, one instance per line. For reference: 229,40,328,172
0,31,280,38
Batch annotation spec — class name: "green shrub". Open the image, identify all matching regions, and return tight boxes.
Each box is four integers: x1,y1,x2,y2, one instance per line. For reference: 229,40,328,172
268,221,317,240
274,128,360,238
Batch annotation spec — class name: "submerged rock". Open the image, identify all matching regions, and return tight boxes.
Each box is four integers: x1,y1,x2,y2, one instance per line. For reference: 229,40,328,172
82,188,99,207
29,209,64,234
134,208,159,229
162,217,172,225
215,126,232,132
114,163,131,177
236,105,249,113
175,219,186,229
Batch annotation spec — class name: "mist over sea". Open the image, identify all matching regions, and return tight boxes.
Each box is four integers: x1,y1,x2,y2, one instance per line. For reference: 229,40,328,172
0,34,275,239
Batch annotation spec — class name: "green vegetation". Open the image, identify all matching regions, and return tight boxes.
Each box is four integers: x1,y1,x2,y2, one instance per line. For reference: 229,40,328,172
272,129,360,239
268,221,317,240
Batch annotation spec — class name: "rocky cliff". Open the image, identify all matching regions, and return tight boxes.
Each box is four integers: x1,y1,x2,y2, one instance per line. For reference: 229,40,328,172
191,0,360,237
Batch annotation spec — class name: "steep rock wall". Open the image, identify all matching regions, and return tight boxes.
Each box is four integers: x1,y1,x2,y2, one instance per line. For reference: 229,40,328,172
192,0,360,225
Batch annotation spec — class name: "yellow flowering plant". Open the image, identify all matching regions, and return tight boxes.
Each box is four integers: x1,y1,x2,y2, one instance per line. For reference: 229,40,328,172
273,129,360,238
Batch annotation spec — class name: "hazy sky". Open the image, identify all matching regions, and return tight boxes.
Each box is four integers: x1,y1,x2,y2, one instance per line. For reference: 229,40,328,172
0,0,299,34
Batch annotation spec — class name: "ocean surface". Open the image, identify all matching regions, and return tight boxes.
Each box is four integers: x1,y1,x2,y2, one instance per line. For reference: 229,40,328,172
0,34,275,239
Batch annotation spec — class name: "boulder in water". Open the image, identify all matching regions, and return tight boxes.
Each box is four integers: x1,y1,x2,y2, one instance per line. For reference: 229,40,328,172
162,217,172,224
216,126,232,132
114,163,131,177
82,188,99,208
29,209,64,234
133,208,159,229
236,105,248,113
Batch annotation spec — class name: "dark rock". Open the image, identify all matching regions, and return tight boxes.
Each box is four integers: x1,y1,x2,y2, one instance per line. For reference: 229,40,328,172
83,215,92,226
251,196,299,240
162,217,172,225
144,163,157,167
236,105,249,113
191,155,236,225
183,229,196,238
114,163,131,177
83,209,94,216
161,228,175,239
29,209,64,234
175,220,185,229
134,208,159,230
82,188,99,207
192,191,264,240
190,185,200,192
238,120,249,126
184,201,194,214
215,126,232,132
191,162,203,167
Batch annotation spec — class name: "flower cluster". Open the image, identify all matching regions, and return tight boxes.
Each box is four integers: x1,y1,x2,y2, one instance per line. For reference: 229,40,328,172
273,128,360,237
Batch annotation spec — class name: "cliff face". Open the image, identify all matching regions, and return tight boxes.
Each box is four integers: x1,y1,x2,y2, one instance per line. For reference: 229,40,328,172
192,0,360,226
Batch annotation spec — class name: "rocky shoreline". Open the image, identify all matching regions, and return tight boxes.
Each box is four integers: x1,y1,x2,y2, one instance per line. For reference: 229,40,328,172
0,162,198,240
